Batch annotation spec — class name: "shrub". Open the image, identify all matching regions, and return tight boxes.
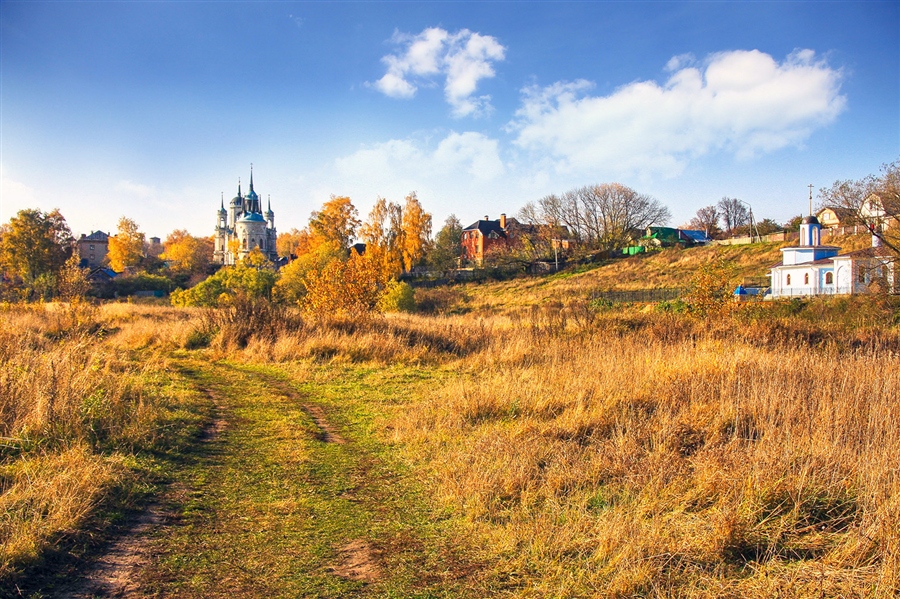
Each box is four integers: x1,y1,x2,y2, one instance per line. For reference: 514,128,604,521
171,263,276,307
378,280,416,313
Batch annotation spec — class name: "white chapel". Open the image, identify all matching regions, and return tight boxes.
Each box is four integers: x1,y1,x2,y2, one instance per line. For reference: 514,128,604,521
769,215,897,297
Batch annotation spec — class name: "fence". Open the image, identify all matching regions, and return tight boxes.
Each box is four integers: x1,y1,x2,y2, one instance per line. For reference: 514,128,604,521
591,288,686,303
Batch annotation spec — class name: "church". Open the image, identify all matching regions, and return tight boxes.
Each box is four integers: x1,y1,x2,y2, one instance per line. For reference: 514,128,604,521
213,168,278,265
769,214,897,297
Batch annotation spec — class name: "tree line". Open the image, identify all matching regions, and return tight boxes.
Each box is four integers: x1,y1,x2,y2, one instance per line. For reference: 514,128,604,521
3,160,895,304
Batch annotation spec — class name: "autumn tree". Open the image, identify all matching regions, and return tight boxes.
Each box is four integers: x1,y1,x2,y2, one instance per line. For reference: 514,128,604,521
428,215,463,270
717,197,750,236
819,160,900,258
170,261,277,307
277,228,314,259
0,208,73,284
243,246,273,270
273,239,345,305
107,217,145,272
57,254,91,301
301,252,384,319
400,192,432,271
360,197,405,279
161,230,213,274
309,195,360,252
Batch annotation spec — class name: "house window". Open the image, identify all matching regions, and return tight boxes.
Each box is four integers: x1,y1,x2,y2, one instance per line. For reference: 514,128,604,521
825,272,833,285
786,274,791,285
858,268,865,283
804,273,809,285
243,237,248,249
89,244,94,250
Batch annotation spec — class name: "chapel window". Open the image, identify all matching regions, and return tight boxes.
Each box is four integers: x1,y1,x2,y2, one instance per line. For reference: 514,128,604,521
825,272,833,285
786,274,791,285
804,273,809,285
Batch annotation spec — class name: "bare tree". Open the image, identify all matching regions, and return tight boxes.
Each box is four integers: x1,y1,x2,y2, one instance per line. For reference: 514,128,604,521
688,205,721,238
818,160,900,258
717,197,750,235
522,184,669,252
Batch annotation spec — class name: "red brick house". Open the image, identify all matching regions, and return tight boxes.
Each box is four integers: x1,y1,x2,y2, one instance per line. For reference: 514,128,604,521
462,214,559,265
460,214,508,265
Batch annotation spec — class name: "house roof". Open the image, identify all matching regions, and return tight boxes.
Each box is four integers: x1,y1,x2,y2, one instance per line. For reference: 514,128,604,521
833,246,895,260
771,245,894,269
81,231,110,241
679,229,710,243
817,206,856,220
463,218,508,236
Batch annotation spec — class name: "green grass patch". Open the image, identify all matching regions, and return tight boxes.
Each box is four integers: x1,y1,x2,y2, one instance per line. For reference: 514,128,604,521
135,359,486,598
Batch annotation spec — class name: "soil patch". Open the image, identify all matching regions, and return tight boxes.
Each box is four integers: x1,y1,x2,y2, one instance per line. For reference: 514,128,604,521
329,539,381,583
58,506,165,598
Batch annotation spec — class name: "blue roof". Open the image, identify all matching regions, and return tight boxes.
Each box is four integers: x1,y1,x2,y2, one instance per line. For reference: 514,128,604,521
237,212,266,223
679,229,710,243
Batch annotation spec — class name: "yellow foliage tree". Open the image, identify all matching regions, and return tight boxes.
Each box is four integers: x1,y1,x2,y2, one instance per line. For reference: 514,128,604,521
161,230,212,273
301,251,385,319
309,196,360,251
243,246,272,270
107,217,145,272
57,253,91,301
360,197,404,280
277,228,314,259
401,192,432,271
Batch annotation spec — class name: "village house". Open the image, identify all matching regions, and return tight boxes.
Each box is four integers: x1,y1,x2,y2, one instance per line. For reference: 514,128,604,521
460,214,514,265
460,214,566,266
769,215,897,297
815,206,856,229
642,227,711,248
76,231,110,268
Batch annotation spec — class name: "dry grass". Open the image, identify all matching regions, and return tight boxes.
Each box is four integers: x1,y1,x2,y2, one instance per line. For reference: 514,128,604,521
391,306,900,597
3,278,898,597
196,288,900,596
0,301,201,579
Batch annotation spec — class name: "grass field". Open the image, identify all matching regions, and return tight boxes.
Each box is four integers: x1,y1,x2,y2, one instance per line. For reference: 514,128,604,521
2,246,899,598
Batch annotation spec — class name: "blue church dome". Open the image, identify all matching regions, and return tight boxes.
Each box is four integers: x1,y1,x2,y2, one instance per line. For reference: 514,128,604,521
238,212,266,223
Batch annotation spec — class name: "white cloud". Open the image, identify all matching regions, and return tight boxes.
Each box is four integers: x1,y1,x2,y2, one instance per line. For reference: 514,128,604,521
372,27,506,117
509,49,846,177
115,180,155,199
335,131,505,183
0,165,38,214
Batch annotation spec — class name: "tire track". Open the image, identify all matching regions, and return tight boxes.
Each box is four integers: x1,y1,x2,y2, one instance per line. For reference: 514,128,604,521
58,390,226,598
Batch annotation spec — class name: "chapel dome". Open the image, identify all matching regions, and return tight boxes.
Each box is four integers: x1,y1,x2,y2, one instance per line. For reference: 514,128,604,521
801,215,820,225
237,212,267,223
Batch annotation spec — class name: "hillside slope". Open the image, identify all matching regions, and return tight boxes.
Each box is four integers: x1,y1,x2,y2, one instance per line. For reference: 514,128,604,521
456,233,875,311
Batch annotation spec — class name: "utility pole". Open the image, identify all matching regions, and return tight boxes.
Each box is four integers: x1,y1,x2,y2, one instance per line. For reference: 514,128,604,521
737,199,760,243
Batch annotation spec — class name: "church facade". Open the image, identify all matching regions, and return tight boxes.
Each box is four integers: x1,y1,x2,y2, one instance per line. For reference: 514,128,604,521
769,215,897,297
213,169,278,265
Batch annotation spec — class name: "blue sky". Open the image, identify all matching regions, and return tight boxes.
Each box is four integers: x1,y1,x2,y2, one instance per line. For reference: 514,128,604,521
1,1,897,239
